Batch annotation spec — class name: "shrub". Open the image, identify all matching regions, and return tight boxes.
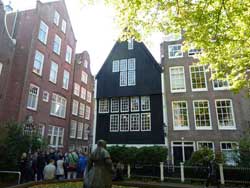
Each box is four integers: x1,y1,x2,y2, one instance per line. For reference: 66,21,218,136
185,147,214,166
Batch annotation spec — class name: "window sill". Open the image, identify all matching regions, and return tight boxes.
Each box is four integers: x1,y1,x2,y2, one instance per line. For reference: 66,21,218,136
191,88,208,92
32,71,42,77
218,126,237,130
27,107,37,111
173,127,190,131
195,127,213,130
169,56,183,59
171,90,186,93
50,113,66,119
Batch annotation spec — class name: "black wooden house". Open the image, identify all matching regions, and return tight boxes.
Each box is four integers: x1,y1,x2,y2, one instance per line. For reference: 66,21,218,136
94,40,165,146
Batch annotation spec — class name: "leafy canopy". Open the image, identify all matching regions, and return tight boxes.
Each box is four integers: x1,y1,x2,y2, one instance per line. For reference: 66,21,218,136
86,0,250,92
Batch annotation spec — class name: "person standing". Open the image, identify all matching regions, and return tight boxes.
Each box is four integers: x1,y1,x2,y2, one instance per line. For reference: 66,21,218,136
56,155,65,180
77,152,88,178
67,151,79,179
205,160,220,188
84,140,112,188
43,159,56,180
37,151,46,181
19,153,29,183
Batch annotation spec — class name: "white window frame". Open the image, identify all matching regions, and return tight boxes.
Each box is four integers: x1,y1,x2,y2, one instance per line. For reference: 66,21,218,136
38,20,48,44
65,45,72,64
62,70,70,90
49,61,58,84
120,114,129,132
72,100,79,116
37,124,45,137
128,71,136,86
172,101,190,130
53,10,60,26
74,83,80,96
141,96,150,111
33,50,44,76
85,105,91,120
61,19,67,33
81,71,88,84
111,98,119,113
27,84,39,111
77,122,84,139
141,113,151,131
128,38,134,50
112,60,119,72
99,98,109,113
80,87,86,100
120,59,127,71
47,125,64,147
188,48,202,57
110,114,119,132
213,80,230,90
220,142,239,166
193,100,212,130
169,66,186,93
131,96,140,112
53,35,61,55
120,97,129,112
189,65,208,91
120,71,127,86
130,113,140,131
86,91,92,103
42,91,49,102
128,58,136,70
70,120,77,138
197,141,215,151
215,99,236,130
50,93,67,118
83,124,89,140
168,44,183,59
79,103,85,118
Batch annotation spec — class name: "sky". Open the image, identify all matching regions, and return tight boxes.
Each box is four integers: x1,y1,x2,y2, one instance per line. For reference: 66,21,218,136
2,0,164,75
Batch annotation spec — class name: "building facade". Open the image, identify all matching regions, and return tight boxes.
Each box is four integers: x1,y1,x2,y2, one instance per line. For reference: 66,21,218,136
0,0,15,121
94,40,165,146
161,34,250,165
1,0,77,151
68,51,95,153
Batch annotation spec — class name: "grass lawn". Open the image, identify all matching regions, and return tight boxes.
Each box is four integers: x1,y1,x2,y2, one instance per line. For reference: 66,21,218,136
30,182,138,188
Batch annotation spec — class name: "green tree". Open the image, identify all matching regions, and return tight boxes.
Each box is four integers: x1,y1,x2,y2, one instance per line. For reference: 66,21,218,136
86,0,250,92
238,130,250,167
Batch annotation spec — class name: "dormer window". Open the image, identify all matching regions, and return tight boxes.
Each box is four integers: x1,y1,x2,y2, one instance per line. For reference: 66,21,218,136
128,38,134,50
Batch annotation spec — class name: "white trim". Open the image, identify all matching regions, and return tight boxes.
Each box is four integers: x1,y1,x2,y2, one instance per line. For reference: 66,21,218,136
110,114,119,132
197,141,215,151
98,98,109,113
33,50,44,76
169,66,186,93
172,101,190,130
130,96,140,112
130,113,140,131
141,113,151,131
141,96,150,111
189,65,208,92
70,120,77,138
111,98,119,113
168,44,183,59
53,10,60,26
72,99,79,116
49,61,58,84
112,60,119,72
61,19,67,33
193,100,212,130
128,38,134,50
215,99,236,130
120,114,129,132
38,20,48,45
212,80,230,90
42,91,49,102
27,84,40,111
120,97,129,112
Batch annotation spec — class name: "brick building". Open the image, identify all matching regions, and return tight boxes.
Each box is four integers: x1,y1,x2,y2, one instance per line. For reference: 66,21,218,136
1,0,77,151
161,34,250,165
68,51,95,153
0,0,15,121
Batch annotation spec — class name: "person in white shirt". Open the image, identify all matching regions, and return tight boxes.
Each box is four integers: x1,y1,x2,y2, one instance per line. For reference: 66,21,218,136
43,159,56,180
56,155,65,180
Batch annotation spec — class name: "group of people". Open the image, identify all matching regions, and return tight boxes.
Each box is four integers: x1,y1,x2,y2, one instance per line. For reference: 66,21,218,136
19,149,88,183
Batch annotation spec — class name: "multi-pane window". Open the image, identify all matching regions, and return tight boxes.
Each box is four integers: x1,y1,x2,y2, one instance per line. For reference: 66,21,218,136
141,96,150,111
172,101,189,130
193,100,211,129
111,98,119,113
170,66,186,92
121,97,129,112
85,105,91,120
81,71,88,84
188,48,202,56
77,122,84,139
53,35,61,55
37,124,45,137
53,11,60,26
112,60,119,72
49,61,58,84
65,46,72,64
50,94,67,118
33,50,44,75
215,99,236,129
141,113,151,131
86,91,92,103
38,21,48,44
70,120,77,138
27,84,39,110
0,63,2,76
221,142,238,166
213,80,230,90
42,91,49,102
190,65,207,91
99,98,109,113
128,38,134,50
128,58,136,70
120,59,127,71
79,103,85,118
72,100,79,116
120,114,129,131
47,125,64,147
197,141,214,151
130,113,140,131
61,19,67,33
62,70,70,90
83,124,89,140
80,87,86,100
128,71,136,86
74,83,80,96
131,97,139,112
120,72,127,86
110,114,119,132
168,44,183,58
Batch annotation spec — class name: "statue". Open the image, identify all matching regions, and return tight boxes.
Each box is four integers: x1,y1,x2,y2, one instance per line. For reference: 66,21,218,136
84,140,112,188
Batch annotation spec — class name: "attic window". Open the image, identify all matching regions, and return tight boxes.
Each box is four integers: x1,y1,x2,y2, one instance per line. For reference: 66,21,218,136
128,38,134,50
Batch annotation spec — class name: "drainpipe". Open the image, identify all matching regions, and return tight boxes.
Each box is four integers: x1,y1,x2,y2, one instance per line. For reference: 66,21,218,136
92,78,98,151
